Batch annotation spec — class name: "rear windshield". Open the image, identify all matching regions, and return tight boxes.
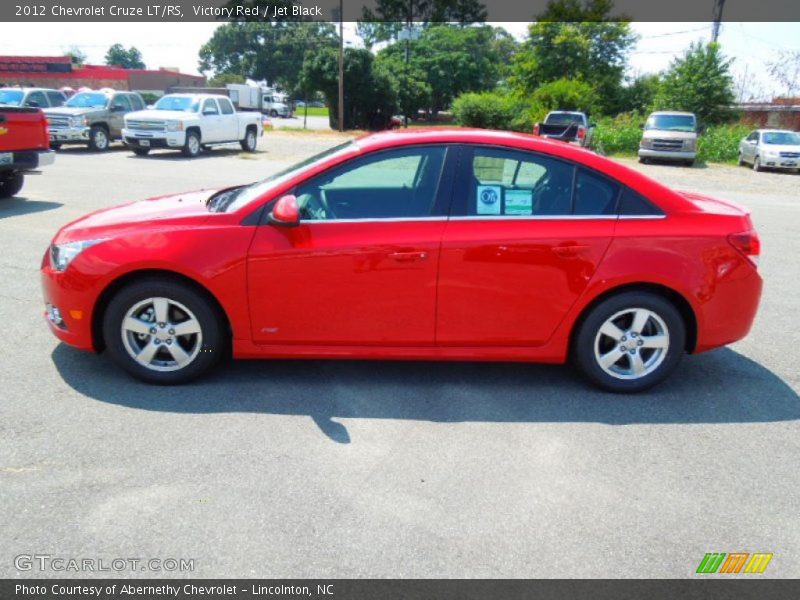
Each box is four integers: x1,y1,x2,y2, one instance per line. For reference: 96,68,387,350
0,90,24,106
65,92,109,109
154,96,201,112
645,114,696,132
762,131,800,145
545,113,584,126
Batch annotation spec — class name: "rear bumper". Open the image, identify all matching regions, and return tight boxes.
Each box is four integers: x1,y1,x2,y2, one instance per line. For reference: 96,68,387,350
0,149,55,172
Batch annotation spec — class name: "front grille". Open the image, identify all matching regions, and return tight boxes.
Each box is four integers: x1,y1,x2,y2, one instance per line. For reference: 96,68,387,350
47,116,70,129
779,152,800,158
651,138,684,151
126,120,166,132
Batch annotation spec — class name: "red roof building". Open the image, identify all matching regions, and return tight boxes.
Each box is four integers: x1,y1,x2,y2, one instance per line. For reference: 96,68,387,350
0,55,205,94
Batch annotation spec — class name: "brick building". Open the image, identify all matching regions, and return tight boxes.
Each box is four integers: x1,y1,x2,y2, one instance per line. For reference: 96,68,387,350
739,97,800,131
0,55,205,95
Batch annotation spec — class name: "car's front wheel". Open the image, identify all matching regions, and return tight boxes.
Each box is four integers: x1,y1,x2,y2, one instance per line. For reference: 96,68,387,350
88,126,110,151
103,278,225,384
182,131,201,158
240,128,257,152
573,291,685,393
132,147,150,156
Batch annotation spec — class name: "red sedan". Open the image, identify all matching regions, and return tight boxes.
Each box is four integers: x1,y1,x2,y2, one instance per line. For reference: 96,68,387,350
41,129,762,392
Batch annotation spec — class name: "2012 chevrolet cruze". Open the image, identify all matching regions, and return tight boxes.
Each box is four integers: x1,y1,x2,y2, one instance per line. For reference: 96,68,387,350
41,129,762,392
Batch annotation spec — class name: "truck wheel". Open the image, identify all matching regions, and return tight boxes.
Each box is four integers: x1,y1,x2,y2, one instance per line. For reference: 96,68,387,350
0,172,24,199
182,131,201,158
132,148,150,156
50,142,62,150
684,159,695,167
270,109,278,118
240,128,257,152
88,126,110,151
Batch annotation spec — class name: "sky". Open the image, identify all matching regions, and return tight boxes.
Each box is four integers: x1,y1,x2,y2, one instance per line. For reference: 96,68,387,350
0,21,797,100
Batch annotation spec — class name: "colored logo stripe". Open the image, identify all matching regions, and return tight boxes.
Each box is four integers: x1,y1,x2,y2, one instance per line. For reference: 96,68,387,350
697,552,773,574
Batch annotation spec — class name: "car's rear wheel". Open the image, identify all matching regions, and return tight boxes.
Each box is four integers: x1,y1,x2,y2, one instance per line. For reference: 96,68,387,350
240,128,257,152
88,126,110,152
0,172,24,199
103,278,225,384
573,291,685,393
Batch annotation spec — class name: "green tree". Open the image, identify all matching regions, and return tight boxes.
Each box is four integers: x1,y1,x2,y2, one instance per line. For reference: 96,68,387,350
198,21,338,94
377,24,516,114
532,78,599,113
105,44,146,69
208,72,246,87
614,73,661,114
653,42,735,124
64,46,87,66
299,48,398,130
510,0,636,113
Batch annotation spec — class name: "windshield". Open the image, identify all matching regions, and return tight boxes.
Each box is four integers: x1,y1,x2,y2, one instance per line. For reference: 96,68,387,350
0,90,24,106
762,131,800,145
645,114,696,132
154,95,201,112
65,92,109,109
213,141,358,213
546,113,583,126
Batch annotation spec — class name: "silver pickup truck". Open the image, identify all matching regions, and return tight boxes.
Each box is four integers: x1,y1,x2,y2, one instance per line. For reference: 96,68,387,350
122,93,262,158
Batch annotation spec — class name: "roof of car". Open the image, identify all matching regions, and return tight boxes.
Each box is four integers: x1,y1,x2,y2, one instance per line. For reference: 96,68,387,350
755,128,797,133
0,87,61,93
163,93,229,100
649,111,696,117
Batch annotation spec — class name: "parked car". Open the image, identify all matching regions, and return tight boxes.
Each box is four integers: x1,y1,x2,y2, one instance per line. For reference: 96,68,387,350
638,111,700,166
0,105,54,198
122,93,262,158
0,87,67,109
738,129,800,172
40,129,762,392
44,90,145,151
533,111,595,147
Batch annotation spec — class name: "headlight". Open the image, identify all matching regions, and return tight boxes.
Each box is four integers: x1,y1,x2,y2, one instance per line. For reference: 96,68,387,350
68,116,84,127
49,239,106,272
166,120,184,132
763,149,778,157
640,138,653,149
684,138,697,151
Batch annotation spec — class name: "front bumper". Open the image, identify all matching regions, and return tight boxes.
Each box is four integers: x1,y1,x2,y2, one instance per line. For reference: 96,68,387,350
638,148,696,161
0,149,55,172
122,129,187,149
759,155,799,169
40,255,97,352
49,126,90,143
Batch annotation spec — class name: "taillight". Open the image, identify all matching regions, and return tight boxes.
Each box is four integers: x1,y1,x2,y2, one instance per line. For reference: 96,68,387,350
533,123,540,136
728,229,761,268
577,126,586,140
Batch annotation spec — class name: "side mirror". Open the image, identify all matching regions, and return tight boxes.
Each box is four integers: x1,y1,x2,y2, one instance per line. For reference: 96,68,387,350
268,194,300,227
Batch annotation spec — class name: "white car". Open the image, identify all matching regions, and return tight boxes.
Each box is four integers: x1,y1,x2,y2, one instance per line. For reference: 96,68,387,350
738,129,800,173
122,93,262,158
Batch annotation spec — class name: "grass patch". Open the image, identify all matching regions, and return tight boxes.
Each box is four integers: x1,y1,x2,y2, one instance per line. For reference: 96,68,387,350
295,106,329,117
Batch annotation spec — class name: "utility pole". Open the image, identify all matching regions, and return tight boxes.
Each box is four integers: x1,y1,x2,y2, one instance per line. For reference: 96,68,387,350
337,0,344,132
711,0,726,43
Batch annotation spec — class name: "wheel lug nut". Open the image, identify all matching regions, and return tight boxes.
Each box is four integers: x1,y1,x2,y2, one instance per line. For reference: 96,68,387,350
154,339,161,345
168,328,175,335
637,340,644,346
620,346,626,351
629,349,636,355
158,322,166,328
621,336,627,342
166,339,172,345
149,327,157,334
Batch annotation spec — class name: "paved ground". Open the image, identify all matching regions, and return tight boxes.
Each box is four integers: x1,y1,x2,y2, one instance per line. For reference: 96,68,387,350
1,135,798,578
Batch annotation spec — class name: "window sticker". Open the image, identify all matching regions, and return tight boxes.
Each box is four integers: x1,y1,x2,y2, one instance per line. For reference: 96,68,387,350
476,185,502,215
505,189,533,215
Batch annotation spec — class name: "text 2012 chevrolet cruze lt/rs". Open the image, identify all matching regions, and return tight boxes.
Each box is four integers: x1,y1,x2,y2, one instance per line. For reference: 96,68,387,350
41,129,762,392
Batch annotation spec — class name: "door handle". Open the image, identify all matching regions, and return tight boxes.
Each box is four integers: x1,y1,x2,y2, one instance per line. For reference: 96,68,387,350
388,251,428,262
552,245,589,258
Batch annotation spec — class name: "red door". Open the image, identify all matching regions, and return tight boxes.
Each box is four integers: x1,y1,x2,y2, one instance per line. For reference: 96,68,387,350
246,145,451,346
436,146,618,346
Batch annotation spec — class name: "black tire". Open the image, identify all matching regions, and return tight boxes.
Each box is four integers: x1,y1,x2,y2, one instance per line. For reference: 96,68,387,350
240,128,257,152
0,172,24,199
50,142,62,150
103,277,226,384
638,157,648,164
572,291,686,393
270,109,278,118
88,125,110,151
182,131,201,158
684,159,695,167
753,156,762,172
737,152,745,166
132,147,150,156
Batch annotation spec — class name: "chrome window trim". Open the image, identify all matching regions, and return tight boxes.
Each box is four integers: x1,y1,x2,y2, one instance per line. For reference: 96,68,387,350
295,214,665,224
298,216,448,224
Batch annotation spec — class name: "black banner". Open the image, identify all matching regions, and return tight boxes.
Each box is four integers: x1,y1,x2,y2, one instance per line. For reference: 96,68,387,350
1,0,799,22
2,579,800,600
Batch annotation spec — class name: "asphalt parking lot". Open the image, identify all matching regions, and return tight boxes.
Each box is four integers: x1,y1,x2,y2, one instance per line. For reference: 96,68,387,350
1,134,799,578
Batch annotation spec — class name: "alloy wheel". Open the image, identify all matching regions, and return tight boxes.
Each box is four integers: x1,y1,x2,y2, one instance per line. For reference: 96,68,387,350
593,307,670,380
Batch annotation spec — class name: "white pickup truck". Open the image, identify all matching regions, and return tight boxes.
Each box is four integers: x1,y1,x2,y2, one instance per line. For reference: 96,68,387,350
122,93,262,158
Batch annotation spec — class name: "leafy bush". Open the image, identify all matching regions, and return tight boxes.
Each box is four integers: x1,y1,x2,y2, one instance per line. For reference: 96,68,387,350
592,112,644,155
532,78,599,115
697,124,750,163
452,91,545,132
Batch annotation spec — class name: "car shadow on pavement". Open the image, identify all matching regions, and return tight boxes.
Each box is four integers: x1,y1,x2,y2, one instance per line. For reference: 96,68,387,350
127,148,252,161
51,345,799,443
0,197,62,219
